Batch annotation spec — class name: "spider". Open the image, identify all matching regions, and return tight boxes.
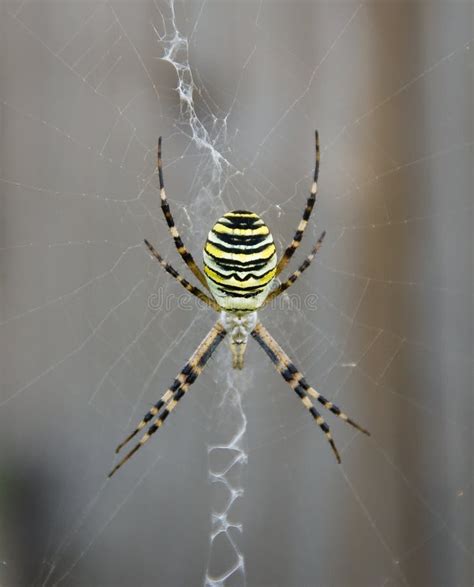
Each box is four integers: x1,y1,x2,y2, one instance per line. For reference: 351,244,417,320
108,131,370,478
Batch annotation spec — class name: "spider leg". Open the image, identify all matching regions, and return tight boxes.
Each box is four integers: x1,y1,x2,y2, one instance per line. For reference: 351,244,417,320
157,137,210,291
275,130,320,277
144,239,219,311
108,321,227,477
114,382,181,454
251,322,369,463
263,230,326,305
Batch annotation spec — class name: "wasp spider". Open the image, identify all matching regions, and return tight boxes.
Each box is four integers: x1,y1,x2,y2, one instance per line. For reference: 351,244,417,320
108,132,370,478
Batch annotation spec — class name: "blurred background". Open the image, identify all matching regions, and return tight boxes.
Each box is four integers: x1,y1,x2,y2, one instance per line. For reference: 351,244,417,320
0,1,472,585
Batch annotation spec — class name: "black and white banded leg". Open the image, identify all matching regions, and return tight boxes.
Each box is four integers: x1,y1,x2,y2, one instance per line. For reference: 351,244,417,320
108,321,227,477
275,130,320,277
144,239,219,311
264,230,326,305
251,322,369,463
158,137,210,291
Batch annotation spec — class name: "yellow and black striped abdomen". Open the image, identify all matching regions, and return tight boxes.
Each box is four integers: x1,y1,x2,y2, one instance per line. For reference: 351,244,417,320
203,211,277,311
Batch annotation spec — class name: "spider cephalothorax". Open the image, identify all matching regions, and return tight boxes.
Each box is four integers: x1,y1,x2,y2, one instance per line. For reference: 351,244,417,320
108,132,370,478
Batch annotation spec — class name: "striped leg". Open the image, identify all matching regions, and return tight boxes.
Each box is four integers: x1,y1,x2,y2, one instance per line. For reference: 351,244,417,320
157,136,209,290
264,230,326,305
251,322,369,463
275,130,320,277
144,239,219,311
108,321,227,477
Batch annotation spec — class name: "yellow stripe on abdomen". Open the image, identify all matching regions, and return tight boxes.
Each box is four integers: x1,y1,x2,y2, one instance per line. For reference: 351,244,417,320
204,242,275,263
204,265,276,289
212,223,270,236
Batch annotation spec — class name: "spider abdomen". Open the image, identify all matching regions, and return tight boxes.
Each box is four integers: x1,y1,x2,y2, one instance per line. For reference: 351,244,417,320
203,211,277,311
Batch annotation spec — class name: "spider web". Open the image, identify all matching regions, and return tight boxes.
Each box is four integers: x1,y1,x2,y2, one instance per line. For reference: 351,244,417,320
0,1,472,585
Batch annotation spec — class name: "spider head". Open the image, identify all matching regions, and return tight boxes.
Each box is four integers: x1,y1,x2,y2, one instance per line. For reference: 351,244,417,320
203,210,277,311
